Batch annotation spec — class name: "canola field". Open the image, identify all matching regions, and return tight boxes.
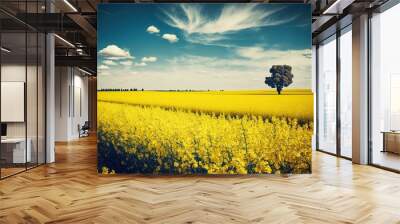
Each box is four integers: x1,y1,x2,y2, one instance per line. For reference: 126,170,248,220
98,90,313,121
97,90,313,174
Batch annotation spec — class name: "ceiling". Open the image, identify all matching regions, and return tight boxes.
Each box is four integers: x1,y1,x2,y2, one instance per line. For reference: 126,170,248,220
0,0,390,75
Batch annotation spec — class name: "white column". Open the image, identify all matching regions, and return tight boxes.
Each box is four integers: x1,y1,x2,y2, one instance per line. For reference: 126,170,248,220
46,32,55,163
352,14,369,164
45,0,56,163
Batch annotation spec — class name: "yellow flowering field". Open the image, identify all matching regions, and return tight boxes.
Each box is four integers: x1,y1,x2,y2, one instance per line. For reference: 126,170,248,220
98,89,313,121
98,90,313,174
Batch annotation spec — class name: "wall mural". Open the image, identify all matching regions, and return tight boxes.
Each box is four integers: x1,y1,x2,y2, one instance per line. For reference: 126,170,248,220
97,3,313,175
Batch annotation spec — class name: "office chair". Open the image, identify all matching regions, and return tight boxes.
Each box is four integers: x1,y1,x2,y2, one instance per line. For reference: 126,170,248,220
79,121,90,138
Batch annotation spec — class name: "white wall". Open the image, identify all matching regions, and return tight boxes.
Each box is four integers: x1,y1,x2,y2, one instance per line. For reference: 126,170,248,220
72,73,89,138
55,67,69,141
55,67,89,141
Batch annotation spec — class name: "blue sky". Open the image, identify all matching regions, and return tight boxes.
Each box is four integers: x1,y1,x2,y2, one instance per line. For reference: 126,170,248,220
97,3,311,90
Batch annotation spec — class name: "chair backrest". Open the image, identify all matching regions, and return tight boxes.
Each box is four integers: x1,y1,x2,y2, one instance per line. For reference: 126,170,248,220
82,121,90,129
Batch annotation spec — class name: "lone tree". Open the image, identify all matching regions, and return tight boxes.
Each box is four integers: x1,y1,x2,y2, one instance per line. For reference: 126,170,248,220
264,65,293,94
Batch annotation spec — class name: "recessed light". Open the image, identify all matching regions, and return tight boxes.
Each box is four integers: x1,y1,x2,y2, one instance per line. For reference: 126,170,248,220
78,67,92,76
1,47,11,53
63,0,78,12
54,34,75,48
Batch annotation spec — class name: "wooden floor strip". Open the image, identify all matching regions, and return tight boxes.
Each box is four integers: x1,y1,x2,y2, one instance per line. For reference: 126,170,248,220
0,135,400,223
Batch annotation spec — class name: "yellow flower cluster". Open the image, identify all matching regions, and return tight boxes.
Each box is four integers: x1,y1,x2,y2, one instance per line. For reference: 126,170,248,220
98,101,312,174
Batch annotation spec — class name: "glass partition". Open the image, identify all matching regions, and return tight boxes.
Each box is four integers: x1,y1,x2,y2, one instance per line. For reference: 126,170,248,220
370,3,400,171
0,30,28,177
0,1,46,179
339,27,352,158
317,35,337,154
27,30,38,169
38,32,46,165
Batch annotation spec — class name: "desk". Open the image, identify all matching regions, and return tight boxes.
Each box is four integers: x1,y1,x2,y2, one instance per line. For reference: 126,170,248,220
1,138,31,163
382,131,400,154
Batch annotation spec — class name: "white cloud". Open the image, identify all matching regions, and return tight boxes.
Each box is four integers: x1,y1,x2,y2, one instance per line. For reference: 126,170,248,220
98,45,311,90
99,48,311,90
103,60,117,66
142,56,158,62
163,4,293,45
98,64,109,70
165,5,284,34
146,25,160,34
161,48,311,89
98,44,134,60
235,47,312,65
120,60,133,66
162,34,179,43
135,62,147,67
168,48,310,69
236,47,282,60
100,70,110,74
98,71,111,78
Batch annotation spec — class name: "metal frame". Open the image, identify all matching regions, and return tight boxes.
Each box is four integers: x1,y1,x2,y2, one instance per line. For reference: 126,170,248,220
367,11,373,166
315,44,320,151
0,18,2,179
25,1,28,172
336,26,341,157
36,1,39,167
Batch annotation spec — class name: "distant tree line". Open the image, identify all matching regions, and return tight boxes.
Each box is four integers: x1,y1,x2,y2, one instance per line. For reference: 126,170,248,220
159,89,221,92
99,88,145,92
98,89,226,92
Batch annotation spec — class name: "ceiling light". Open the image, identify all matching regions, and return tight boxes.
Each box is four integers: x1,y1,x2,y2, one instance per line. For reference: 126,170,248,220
54,34,75,48
322,0,355,15
76,48,84,55
63,0,78,12
1,47,11,53
78,67,92,76
323,0,342,14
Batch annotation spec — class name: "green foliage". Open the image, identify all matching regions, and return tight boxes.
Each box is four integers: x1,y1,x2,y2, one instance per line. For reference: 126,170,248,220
265,65,294,94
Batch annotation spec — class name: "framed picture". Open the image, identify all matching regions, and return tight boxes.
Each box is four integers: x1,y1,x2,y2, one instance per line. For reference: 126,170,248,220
97,3,312,175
